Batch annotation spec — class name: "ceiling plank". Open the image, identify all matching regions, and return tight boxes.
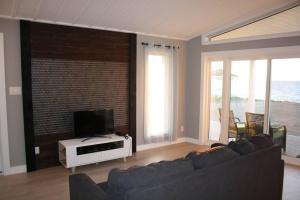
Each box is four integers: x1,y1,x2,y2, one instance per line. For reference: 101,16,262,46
33,0,44,20
72,0,91,25
0,0,13,16
11,0,18,17
0,0,297,40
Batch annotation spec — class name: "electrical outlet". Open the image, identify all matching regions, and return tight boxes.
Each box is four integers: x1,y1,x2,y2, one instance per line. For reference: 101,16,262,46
35,146,40,155
180,126,184,132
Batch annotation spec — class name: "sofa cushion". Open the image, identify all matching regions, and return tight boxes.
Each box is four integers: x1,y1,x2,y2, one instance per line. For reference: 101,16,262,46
106,158,194,200
248,134,273,150
210,143,226,148
186,146,239,170
69,173,108,200
97,182,109,192
228,139,256,155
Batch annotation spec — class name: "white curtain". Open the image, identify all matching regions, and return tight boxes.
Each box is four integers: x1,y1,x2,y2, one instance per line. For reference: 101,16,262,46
144,46,176,144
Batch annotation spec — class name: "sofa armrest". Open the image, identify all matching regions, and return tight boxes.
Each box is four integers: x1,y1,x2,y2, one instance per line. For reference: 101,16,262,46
69,173,108,200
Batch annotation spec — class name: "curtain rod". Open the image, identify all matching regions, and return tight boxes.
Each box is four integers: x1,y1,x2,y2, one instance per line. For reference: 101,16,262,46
141,42,179,49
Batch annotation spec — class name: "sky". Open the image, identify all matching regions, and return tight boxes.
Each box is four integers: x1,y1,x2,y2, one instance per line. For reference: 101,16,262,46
272,58,300,81
211,58,300,99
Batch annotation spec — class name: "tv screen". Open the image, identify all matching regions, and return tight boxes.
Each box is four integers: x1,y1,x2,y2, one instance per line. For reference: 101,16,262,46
74,109,114,138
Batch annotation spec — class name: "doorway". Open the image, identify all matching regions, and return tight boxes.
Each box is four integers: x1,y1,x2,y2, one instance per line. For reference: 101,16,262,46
201,46,300,164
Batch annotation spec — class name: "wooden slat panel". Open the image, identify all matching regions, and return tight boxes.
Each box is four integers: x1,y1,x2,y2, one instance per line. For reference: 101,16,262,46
35,133,74,169
20,21,36,172
128,34,137,152
30,22,129,62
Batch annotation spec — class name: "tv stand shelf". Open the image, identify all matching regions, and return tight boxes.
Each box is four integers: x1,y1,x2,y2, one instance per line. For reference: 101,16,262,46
58,134,132,173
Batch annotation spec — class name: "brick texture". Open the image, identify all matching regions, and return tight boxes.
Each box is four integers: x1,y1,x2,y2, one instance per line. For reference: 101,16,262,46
31,58,128,135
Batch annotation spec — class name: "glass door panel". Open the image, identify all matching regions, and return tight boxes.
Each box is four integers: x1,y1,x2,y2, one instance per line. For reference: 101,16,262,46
270,58,300,158
209,61,224,141
229,60,268,140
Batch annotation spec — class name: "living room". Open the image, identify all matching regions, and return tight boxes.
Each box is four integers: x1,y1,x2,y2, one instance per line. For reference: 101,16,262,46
0,0,300,200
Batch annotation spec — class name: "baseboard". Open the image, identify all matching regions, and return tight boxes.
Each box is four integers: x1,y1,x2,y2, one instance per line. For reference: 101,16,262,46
184,137,201,145
137,137,201,151
6,165,27,175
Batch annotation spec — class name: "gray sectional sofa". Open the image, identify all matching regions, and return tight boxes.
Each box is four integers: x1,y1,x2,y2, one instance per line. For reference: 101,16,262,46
69,136,284,200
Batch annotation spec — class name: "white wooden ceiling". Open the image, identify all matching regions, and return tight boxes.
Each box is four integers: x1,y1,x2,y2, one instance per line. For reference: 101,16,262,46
211,5,300,41
0,0,297,40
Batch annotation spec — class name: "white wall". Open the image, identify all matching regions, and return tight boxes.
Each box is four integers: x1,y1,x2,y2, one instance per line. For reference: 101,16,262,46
0,19,26,167
136,34,187,145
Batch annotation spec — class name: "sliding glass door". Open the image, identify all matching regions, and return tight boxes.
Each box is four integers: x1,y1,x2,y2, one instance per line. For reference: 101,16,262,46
203,47,300,164
205,54,300,160
270,58,300,158
229,60,268,140
209,61,224,141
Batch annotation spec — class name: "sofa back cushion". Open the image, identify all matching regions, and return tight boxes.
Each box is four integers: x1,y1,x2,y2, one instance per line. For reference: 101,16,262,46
186,146,239,170
228,139,256,155
248,134,273,150
124,145,283,200
107,158,194,200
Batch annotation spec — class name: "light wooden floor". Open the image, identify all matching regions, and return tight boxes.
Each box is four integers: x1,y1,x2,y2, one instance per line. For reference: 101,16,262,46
0,143,299,200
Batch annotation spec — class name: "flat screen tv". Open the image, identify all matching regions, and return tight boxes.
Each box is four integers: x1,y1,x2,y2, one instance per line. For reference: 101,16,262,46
74,109,114,138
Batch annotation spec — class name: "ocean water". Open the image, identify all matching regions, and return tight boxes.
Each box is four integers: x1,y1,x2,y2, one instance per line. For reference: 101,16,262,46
271,81,300,103
212,80,300,103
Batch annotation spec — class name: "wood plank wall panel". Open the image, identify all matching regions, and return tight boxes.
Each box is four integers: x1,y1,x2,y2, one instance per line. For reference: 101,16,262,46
30,22,129,62
35,133,74,169
21,21,136,170
128,34,137,152
20,21,36,172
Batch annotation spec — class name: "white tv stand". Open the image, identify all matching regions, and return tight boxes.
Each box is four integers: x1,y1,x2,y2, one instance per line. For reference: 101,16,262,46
58,134,132,173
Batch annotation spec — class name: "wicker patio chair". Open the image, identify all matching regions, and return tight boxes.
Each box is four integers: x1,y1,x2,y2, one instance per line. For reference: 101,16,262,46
245,112,286,151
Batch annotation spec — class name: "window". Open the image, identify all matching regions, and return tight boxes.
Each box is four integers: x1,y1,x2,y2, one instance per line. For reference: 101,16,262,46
144,48,174,143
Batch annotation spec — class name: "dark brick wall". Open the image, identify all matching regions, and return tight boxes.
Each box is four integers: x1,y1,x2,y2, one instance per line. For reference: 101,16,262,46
31,58,128,136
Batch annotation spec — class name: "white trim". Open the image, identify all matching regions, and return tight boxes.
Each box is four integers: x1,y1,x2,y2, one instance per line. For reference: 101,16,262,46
201,1,300,45
136,137,201,151
199,54,210,145
184,137,201,145
6,165,27,175
0,33,11,176
200,45,300,60
220,58,231,144
202,31,300,45
264,59,272,134
0,15,187,41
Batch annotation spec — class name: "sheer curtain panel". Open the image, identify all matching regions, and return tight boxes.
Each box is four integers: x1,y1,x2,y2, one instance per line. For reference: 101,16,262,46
144,46,175,144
